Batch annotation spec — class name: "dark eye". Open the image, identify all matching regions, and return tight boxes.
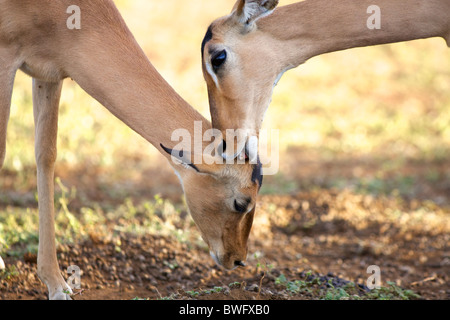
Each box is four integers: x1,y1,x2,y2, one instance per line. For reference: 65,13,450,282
211,50,227,72
234,199,248,214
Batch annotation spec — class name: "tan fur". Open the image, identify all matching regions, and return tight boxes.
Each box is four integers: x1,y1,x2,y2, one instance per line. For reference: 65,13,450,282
0,0,260,299
202,0,450,148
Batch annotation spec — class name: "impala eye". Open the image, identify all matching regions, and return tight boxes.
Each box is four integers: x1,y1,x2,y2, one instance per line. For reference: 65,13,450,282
234,198,250,214
211,50,227,72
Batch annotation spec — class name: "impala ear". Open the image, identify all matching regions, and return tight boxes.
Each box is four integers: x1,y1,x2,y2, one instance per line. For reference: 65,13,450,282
160,144,199,172
160,144,223,176
232,0,279,26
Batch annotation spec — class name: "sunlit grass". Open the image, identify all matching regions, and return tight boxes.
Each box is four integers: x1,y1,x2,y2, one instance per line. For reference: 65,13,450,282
0,179,197,256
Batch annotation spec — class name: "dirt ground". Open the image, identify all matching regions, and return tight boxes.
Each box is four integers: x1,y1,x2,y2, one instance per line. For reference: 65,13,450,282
0,152,449,300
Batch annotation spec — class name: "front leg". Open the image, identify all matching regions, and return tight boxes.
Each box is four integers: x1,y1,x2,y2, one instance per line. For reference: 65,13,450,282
0,47,17,169
0,47,19,271
33,79,72,300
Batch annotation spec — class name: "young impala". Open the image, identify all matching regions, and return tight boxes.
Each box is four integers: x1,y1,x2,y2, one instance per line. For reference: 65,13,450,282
201,0,450,160
0,0,262,299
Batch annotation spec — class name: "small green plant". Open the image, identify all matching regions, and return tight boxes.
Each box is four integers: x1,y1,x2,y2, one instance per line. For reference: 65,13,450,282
323,286,352,300
367,282,421,300
0,265,19,280
275,274,312,295
203,286,224,295
275,272,421,300
163,259,179,270
228,281,242,289
186,290,200,298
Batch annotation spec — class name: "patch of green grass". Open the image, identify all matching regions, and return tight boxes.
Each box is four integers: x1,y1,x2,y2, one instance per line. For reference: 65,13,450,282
203,286,224,294
228,281,242,289
185,290,200,298
0,181,195,259
0,207,40,256
275,273,316,295
0,265,19,281
110,195,194,244
367,282,421,300
275,273,421,300
323,287,352,300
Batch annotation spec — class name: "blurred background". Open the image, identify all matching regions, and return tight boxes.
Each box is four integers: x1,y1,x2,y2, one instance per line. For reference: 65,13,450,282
1,0,449,300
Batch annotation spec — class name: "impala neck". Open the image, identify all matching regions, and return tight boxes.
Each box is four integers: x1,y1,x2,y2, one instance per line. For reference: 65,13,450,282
63,3,208,154
259,0,450,69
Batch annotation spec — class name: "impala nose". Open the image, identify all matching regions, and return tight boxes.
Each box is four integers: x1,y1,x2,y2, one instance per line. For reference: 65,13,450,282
218,134,248,161
234,260,246,267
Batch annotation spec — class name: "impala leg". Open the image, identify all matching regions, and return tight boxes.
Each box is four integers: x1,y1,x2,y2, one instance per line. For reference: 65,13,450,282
0,50,18,271
0,57,16,170
33,79,72,300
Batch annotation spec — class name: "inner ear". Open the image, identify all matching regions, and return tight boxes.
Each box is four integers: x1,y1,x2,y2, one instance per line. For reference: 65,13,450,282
233,0,279,25
160,143,224,176
160,144,200,172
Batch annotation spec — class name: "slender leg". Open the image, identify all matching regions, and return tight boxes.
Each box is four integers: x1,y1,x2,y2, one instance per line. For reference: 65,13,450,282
0,56,15,169
33,78,72,300
0,48,18,271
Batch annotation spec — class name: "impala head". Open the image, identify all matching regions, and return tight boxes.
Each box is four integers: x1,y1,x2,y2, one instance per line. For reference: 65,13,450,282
201,0,282,160
161,144,262,269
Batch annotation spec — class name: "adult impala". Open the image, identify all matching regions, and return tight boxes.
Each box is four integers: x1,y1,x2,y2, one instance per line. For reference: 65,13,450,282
201,0,450,159
0,0,262,299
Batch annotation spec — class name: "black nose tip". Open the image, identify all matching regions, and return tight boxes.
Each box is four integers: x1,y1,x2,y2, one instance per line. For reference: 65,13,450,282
234,260,246,267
